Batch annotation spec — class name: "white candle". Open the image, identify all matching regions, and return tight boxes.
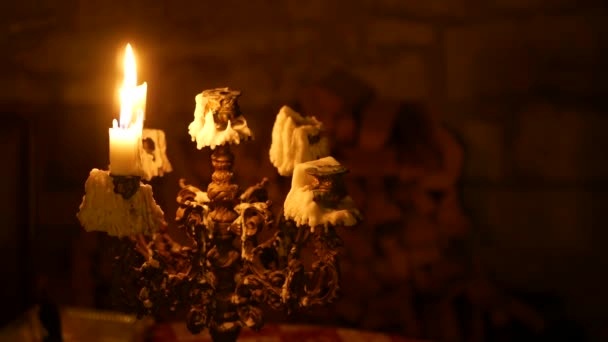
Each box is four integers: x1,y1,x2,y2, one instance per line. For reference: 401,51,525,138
109,119,142,176
109,43,147,176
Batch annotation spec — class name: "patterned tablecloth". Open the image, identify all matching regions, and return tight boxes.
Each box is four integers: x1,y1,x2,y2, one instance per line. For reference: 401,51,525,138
151,323,424,342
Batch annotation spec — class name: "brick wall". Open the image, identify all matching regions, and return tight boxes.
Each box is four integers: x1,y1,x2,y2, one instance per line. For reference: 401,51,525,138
1,0,607,340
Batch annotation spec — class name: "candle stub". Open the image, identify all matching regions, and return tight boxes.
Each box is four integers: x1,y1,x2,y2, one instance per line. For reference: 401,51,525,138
77,168,165,237
269,106,329,176
283,156,361,230
188,89,252,150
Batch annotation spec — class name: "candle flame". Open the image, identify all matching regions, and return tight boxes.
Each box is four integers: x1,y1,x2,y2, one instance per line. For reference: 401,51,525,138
123,44,137,89
117,43,147,130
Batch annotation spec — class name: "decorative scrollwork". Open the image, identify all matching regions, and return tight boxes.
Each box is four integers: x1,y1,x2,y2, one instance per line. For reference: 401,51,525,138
232,211,344,320
112,230,216,317
305,227,343,307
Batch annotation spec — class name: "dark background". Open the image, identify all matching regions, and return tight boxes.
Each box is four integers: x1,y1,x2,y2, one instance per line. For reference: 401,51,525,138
1,0,607,341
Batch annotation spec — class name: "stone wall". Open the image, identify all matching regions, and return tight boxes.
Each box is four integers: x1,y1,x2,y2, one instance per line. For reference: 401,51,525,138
1,0,607,340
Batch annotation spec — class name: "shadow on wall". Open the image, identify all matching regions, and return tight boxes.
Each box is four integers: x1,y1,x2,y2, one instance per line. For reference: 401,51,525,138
0,116,32,326
277,70,586,341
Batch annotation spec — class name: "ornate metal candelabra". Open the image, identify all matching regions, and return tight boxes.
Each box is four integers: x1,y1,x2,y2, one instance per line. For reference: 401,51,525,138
99,88,359,342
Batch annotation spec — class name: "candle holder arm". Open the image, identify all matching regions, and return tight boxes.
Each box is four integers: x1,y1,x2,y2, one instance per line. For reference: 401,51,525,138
110,181,217,333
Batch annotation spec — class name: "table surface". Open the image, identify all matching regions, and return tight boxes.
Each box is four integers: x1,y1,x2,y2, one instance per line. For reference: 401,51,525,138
152,322,426,342
0,307,427,342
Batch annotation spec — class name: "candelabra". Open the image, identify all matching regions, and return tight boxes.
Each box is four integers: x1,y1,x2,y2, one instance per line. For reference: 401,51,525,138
78,88,361,342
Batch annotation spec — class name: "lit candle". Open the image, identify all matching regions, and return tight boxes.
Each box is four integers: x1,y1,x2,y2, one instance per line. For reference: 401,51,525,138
109,43,147,176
